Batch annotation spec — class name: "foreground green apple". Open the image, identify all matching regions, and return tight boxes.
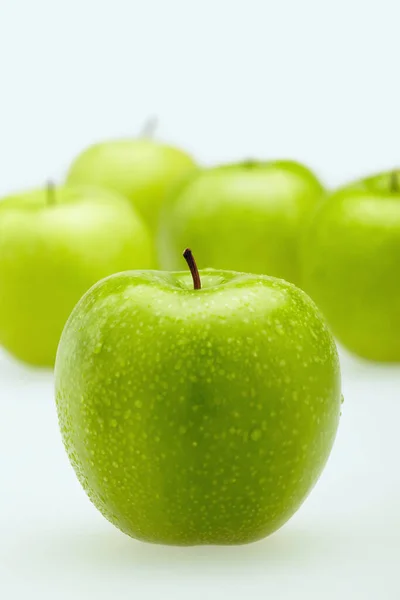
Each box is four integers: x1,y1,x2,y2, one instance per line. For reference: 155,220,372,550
157,161,324,285
55,250,341,545
66,138,197,233
0,185,153,366
301,169,400,361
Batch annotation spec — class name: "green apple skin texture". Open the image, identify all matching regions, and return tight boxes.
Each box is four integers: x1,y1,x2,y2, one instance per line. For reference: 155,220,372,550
0,186,153,366
302,170,400,361
55,269,341,545
66,139,196,233
157,161,324,285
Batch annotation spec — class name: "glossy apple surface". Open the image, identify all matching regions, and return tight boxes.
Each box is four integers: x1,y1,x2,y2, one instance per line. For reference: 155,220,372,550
66,139,196,233
55,264,341,545
302,170,400,361
0,186,153,366
157,161,324,284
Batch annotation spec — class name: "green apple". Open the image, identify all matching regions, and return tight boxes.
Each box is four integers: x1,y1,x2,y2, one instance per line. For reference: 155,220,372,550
301,169,400,361
66,138,197,233
55,250,341,546
157,161,325,285
0,185,153,366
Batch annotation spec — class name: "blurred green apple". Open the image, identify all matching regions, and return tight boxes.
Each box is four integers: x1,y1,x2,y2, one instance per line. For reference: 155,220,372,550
157,160,324,284
66,138,197,233
302,169,400,361
55,250,341,545
0,185,153,366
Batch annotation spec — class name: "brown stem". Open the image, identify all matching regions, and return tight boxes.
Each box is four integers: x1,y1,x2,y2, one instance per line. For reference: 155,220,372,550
47,180,56,205
183,248,201,290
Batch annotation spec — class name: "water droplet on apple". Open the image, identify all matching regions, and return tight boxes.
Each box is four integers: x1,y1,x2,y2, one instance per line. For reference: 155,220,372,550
110,419,117,428
134,400,143,409
93,341,103,354
250,428,262,441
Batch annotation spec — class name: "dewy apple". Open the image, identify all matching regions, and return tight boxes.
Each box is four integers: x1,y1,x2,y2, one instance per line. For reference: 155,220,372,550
55,249,341,545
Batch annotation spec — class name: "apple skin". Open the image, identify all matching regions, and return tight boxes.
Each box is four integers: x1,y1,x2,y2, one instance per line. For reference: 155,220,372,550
0,186,153,366
157,161,324,285
55,268,341,545
301,170,400,362
66,139,197,233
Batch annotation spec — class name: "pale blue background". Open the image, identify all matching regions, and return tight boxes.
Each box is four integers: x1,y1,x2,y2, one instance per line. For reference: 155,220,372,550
0,1,399,598
0,0,399,194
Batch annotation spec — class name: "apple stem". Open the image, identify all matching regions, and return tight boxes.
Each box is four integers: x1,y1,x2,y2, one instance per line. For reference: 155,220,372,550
47,180,56,205
390,170,400,193
138,116,158,139
183,248,201,290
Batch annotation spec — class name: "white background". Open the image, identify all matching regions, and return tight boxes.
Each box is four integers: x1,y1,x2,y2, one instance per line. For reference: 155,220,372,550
1,0,400,598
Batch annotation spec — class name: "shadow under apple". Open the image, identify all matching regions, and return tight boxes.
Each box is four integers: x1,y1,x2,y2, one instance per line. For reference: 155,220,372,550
20,522,331,576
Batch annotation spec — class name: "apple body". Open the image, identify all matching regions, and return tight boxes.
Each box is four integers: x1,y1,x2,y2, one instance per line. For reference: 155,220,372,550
0,186,153,366
301,170,400,361
55,268,341,545
66,139,197,233
157,161,324,285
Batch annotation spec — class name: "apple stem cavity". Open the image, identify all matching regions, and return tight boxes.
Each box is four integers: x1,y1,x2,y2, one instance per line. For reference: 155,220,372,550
242,159,258,168
138,116,158,139
47,180,56,205
183,248,201,290
390,170,400,193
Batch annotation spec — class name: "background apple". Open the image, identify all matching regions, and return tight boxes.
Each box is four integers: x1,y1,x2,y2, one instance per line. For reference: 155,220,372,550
0,185,153,366
66,137,197,234
301,169,400,361
157,160,325,285
55,254,341,546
